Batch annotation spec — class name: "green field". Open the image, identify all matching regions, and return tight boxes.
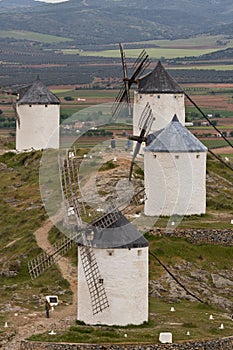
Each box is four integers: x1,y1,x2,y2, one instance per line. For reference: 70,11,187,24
61,34,233,60
63,47,217,59
0,30,72,43
130,35,233,49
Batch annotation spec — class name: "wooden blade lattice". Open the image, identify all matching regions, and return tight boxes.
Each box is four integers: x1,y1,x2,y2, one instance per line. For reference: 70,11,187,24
28,231,79,280
80,245,109,315
112,45,150,120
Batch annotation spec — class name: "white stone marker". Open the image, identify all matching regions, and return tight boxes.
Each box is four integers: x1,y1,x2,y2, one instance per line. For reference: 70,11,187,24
159,332,172,344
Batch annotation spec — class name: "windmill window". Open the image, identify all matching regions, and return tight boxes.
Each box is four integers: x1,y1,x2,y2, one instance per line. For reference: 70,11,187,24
107,250,114,256
45,104,48,107
153,154,157,159
196,154,200,159
98,278,104,285
174,95,177,99
157,95,160,99
140,95,142,99
175,155,179,159
138,249,142,256
29,105,32,107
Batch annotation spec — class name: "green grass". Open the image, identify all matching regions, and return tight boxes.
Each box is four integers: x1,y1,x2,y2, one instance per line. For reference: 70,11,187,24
0,151,73,316
149,236,233,272
57,89,118,99
0,30,72,43
28,297,233,343
201,139,232,148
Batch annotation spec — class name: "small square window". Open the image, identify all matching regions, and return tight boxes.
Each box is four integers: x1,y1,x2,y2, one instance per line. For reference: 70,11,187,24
157,95,160,99
175,155,179,159
138,250,142,256
29,104,32,107
45,104,48,107
153,154,157,159
196,154,200,159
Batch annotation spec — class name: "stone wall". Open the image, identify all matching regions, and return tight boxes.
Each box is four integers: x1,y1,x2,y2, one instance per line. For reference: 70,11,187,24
20,337,233,350
150,228,233,246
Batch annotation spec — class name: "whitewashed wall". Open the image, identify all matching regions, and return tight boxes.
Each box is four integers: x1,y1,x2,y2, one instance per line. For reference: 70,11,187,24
78,246,148,326
133,92,185,137
144,152,206,216
16,104,60,151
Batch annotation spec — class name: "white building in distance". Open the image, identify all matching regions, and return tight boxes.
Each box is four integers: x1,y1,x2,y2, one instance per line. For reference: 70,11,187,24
78,213,149,326
144,115,207,216
16,77,60,151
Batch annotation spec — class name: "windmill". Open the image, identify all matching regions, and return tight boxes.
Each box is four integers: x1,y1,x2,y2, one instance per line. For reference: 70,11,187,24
28,148,149,325
112,43,150,120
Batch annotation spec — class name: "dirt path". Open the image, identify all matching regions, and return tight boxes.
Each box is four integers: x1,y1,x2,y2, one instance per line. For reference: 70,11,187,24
2,213,77,350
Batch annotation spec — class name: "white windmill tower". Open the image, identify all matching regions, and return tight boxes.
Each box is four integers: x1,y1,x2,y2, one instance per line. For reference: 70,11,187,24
28,151,149,326
144,114,207,216
15,76,60,151
128,108,207,216
78,212,149,326
133,60,185,137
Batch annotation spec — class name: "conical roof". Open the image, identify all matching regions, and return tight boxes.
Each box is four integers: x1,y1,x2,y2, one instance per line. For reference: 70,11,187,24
138,61,183,94
145,115,207,153
17,77,60,105
78,212,149,249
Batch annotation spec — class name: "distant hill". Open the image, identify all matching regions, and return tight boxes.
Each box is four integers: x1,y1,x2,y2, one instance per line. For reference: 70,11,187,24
0,0,233,45
0,0,39,8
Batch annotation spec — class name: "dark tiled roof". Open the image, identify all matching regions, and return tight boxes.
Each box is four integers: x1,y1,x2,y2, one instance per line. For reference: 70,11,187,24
17,77,60,105
78,213,149,249
138,61,183,94
145,114,207,153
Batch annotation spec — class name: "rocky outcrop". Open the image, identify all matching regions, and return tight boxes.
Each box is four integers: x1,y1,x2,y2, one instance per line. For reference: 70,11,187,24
20,337,233,350
150,228,233,246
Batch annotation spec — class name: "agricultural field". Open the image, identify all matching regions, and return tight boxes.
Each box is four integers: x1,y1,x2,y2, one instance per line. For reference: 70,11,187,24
62,35,233,59
0,30,72,44
2,34,233,87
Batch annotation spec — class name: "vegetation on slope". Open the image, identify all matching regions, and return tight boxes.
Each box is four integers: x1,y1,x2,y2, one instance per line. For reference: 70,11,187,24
0,149,232,343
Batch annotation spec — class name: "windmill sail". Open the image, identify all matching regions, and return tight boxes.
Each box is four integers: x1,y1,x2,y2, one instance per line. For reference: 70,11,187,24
28,232,78,280
129,103,154,181
79,245,109,315
112,43,150,120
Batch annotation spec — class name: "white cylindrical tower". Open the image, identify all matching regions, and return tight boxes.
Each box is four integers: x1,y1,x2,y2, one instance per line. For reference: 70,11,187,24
133,61,185,138
77,213,149,326
16,77,60,151
144,115,207,216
